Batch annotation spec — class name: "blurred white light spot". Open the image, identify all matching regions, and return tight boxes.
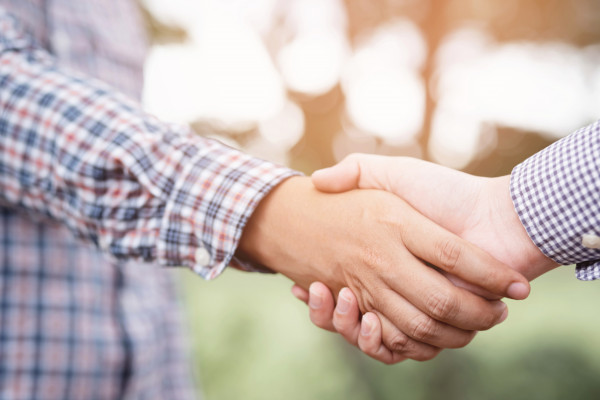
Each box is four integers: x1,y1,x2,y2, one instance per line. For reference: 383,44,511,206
342,19,426,144
431,28,599,166
141,0,279,37
429,107,494,169
435,36,589,139
258,101,305,149
350,19,428,72
344,69,425,144
278,30,350,96
434,26,493,71
144,7,285,127
332,130,378,162
244,138,290,166
283,0,348,34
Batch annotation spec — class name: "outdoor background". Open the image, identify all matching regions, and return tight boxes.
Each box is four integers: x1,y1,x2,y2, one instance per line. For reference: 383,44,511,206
138,0,600,399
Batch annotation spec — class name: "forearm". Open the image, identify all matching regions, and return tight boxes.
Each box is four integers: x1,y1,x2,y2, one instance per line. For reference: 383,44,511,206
0,10,297,277
238,176,348,289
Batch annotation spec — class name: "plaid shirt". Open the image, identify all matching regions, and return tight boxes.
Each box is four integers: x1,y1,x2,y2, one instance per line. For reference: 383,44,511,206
0,1,296,399
511,119,600,280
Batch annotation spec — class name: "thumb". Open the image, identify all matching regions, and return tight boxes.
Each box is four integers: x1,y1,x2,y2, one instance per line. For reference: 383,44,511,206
311,154,369,193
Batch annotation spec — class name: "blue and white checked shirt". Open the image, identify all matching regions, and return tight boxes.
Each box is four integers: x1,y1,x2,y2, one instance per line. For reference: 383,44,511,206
1,0,600,399
511,120,600,280
0,1,296,399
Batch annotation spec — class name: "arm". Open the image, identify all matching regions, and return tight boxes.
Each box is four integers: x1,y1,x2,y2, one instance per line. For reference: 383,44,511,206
0,9,295,278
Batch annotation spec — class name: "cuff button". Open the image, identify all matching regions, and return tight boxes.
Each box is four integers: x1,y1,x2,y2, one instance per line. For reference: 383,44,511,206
582,234,600,249
195,247,211,266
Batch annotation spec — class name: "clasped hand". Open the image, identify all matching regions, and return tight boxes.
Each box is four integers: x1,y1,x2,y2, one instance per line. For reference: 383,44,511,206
288,154,558,364
239,155,554,364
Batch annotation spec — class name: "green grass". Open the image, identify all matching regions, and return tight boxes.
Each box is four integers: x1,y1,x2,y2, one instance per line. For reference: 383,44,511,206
178,266,600,400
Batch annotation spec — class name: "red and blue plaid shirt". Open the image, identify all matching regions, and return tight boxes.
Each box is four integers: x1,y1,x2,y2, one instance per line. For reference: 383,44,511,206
0,1,295,398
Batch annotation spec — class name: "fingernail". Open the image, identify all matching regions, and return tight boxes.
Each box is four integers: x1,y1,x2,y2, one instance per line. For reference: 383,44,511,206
507,282,529,300
492,300,507,315
336,288,351,315
309,286,322,309
492,301,507,322
497,307,509,324
361,314,373,336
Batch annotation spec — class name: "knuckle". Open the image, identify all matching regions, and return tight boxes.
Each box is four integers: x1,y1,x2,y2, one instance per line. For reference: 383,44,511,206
479,311,499,330
426,290,460,321
435,238,464,272
386,332,410,353
408,314,439,342
332,314,350,333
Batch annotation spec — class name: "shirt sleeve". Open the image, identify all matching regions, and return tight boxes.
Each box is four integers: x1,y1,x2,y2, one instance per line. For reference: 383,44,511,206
0,10,299,279
510,120,600,281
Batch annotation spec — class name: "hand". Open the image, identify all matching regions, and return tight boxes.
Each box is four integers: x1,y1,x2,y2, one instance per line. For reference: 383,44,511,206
311,155,559,284
292,283,405,364
238,176,530,362
295,154,559,363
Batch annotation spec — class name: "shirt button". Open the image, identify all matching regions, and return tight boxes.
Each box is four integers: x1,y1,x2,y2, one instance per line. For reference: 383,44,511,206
582,234,600,249
195,247,211,266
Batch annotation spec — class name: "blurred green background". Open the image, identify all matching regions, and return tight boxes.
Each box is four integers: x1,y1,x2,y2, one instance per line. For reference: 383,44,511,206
139,0,600,398
179,266,600,400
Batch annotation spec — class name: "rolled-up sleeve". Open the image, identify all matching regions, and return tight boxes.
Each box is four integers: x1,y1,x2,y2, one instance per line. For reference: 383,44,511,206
0,9,298,279
510,120,600,280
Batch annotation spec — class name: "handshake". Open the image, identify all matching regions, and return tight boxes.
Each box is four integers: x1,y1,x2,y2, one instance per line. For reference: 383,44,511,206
239,154,560,364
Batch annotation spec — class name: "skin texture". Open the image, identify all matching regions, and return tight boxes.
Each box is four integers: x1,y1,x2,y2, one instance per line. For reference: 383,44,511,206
238,176,530,362
293,154,559,364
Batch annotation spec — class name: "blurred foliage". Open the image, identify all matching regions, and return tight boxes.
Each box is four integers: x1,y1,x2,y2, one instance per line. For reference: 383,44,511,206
178,266,600,400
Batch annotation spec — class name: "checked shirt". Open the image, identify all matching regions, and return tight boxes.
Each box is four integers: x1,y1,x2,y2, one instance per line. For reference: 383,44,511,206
0,0,295,399
511,120,600,280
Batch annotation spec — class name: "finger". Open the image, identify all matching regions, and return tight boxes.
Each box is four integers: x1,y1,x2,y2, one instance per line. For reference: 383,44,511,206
312,153,394,194
442,272,501,300
377,233,510,331
308,282,336,332
291,284,309,304
377,312,442,362
357,312,406,365
311,155,362,193
375,287,479,348
313,155,531,301
400,205,530,300
332,288,362,345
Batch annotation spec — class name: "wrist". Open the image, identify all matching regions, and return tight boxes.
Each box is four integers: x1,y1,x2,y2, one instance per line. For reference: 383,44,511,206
237,176,329,287
487,175,559,280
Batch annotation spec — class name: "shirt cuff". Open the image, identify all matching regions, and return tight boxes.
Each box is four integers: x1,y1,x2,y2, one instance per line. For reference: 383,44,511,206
156,134,300,280
509,120,600,280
